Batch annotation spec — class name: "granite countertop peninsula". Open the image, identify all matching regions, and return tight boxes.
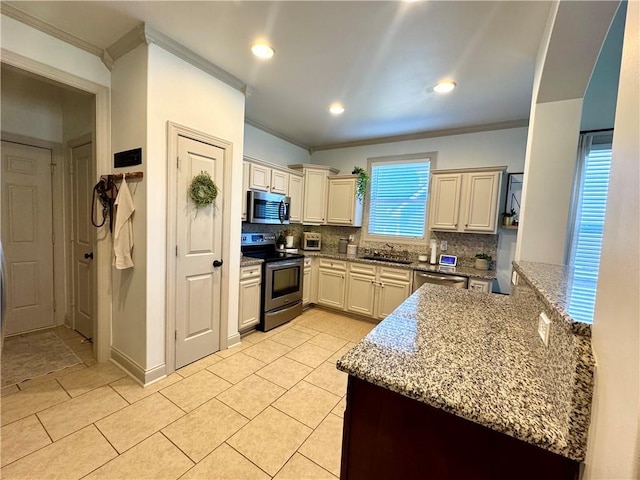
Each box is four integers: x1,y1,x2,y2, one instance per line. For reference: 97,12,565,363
303,249,497,280
240,256,263,267
337,283,593,462
513,261,594,335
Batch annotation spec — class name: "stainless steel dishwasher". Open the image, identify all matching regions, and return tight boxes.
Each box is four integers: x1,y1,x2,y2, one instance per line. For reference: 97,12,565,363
412,270,469,292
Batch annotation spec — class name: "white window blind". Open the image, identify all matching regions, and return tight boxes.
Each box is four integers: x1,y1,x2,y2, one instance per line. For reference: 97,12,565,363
368,159,430,238
567,134,613,323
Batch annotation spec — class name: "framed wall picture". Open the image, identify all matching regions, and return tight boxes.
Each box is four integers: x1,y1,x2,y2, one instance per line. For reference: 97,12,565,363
503,173,523,226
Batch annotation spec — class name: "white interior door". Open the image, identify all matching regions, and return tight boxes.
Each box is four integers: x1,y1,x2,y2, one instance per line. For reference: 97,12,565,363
72,142,95,339
1,141,54,335
175,136,224,369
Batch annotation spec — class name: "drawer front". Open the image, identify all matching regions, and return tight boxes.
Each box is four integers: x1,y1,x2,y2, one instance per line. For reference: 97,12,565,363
380,266,412,282
319,259,347,271
304,257,312,267
240,265,262,279
349,262,376,276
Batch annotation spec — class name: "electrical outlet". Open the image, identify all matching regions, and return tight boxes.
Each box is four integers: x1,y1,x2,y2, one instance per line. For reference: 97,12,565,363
440,240,448,251
538,312,551,347
511,270,518,285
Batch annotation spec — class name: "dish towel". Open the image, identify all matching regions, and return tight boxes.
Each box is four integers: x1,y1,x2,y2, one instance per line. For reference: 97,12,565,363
113,177,135,269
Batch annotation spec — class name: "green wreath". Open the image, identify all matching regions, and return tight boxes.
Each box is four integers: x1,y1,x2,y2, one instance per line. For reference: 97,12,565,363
189,171,218,208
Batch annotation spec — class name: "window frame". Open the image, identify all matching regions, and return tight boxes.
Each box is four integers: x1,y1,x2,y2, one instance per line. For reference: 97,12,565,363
362,152,436,245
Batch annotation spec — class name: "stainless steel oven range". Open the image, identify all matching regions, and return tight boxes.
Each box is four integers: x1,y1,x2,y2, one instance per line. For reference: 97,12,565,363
241,233,304,331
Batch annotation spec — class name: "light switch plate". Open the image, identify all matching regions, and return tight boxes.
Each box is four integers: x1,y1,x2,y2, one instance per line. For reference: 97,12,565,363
538,312,551,347
440,240,448,251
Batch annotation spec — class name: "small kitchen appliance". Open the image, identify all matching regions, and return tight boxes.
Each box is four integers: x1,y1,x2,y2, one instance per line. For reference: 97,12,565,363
302,232,321,251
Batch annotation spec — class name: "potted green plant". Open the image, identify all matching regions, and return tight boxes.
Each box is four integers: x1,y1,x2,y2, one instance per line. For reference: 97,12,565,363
475,253,492,270
502,208,516,226
351,166,369,201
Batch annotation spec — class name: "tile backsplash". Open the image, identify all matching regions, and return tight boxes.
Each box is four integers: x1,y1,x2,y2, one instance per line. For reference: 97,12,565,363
241,222,498,266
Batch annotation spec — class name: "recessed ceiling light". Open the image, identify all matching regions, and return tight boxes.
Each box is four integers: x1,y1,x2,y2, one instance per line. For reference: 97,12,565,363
433,81,457,93
329,103,345,115
251,43,275,59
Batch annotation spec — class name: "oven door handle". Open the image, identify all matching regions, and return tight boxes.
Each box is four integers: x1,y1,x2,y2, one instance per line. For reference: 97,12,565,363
268,260,302,269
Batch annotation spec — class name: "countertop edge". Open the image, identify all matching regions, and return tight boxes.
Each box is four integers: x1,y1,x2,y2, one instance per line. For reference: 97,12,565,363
512,261,592,337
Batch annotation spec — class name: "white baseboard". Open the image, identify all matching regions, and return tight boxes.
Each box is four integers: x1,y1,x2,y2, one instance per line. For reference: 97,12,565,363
227,332,241,348
110,347,167,386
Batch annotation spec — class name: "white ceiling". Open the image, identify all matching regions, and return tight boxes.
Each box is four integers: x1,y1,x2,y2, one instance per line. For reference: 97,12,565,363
5,1,553,149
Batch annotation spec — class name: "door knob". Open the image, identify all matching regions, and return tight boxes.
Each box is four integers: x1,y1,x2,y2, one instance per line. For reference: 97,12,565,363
212,260,223,268
84,252,94,260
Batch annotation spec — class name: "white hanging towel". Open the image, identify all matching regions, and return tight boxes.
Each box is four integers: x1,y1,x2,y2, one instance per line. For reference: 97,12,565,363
113,177,135,269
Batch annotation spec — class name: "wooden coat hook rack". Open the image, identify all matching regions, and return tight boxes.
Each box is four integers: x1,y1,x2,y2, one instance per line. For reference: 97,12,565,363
100,172,144,182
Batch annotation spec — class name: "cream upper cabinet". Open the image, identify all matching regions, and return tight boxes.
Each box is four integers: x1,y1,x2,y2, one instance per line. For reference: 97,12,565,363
271,169,289,195
303,168,329,224
327,175,363,226
429,167,504,234
288,164,339,225
241,161,250,221
288,174,304,223
429,173,463,231
249,163,271,191
461,171,501,233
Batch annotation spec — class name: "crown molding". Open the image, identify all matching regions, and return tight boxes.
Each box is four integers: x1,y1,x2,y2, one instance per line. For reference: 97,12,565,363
1,3,104,59
244,118,311,152
104,23,247,93
311,119,530,152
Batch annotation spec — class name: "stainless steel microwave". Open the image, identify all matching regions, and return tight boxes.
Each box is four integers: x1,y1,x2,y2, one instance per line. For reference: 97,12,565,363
247,190,291,225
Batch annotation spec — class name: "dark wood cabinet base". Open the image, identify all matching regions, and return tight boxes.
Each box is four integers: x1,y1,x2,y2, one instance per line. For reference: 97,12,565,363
340,376,579,480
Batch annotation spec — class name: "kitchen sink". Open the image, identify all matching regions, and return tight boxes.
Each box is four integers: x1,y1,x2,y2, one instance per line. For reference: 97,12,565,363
361,255,413,265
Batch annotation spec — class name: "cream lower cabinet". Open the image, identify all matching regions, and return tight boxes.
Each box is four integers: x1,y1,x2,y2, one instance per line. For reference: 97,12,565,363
302,257,313,306
345,263,412,319
239,265,262,331
346,263,376,317
374,267,413,320
317,259,347,309
468,278,493,293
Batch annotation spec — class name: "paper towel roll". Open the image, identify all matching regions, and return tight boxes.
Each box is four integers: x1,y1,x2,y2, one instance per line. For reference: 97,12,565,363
429,239,438,264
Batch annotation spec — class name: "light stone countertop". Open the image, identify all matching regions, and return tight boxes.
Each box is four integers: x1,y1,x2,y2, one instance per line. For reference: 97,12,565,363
240,256,264,267
302,250,497,280
337,283,592,462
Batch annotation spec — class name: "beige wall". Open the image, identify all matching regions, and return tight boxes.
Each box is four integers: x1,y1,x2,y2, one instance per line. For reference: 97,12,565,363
516,98,582,264
311,127,528,292
1,15,110,88
146,43,246,368
244,124,310,166
584,1,640,477
110,44,149,371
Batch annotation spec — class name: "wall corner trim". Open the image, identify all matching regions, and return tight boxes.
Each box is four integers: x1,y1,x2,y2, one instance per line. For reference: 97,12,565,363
227,333,242,348
110,347,166,386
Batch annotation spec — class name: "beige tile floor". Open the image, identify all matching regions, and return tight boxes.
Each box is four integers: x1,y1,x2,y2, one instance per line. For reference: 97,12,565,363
1,308,375,479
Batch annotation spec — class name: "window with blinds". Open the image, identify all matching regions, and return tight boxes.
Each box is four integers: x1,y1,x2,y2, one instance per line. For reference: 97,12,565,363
367,158,430,239
567,133,613,323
